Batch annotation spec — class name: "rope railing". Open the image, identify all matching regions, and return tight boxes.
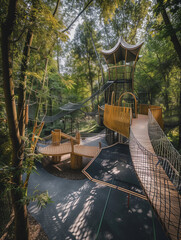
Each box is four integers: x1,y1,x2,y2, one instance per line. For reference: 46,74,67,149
148,109,181,192
129,129,181,240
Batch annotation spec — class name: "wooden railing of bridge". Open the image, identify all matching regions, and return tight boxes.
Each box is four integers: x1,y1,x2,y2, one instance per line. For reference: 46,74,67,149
139,104,163,129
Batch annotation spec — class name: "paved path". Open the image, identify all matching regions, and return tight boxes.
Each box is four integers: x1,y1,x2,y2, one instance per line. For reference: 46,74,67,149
28,131,168,240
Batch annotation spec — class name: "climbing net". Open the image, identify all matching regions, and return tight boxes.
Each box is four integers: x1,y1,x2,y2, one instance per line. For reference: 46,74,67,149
148,110,181,193
29,81,113,123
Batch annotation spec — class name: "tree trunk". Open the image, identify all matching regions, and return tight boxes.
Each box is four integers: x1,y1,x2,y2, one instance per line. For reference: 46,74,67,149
18,30,33,136
158,0,181,64
179,75,181,149
87,58,94,110
1,1,29,239
89,30,104,84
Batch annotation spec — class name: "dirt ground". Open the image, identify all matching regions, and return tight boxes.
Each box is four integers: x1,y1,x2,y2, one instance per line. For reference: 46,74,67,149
29,214,49,240
1,214,48,240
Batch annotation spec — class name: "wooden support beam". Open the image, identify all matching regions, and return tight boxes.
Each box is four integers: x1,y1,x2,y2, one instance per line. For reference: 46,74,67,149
113,53,117,80
32,121,37,143
31,122,44,151
52,155,61,163
124,49,128,83
70,153,82,170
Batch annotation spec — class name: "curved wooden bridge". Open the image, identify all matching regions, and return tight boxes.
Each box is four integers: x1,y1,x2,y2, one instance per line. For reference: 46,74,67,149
130,114,181,240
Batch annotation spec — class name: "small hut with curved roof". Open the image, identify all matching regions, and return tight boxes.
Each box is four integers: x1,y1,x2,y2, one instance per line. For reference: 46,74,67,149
101,37,144,103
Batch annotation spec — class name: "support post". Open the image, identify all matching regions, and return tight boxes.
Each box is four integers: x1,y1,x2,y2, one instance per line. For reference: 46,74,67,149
70,154,82,169
52,155,61,164
70,138,82,169
76,131,81,144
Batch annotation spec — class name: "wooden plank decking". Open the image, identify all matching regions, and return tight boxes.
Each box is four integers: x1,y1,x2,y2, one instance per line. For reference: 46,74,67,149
74,145,99,158
38,142,99,158
130,114,181,240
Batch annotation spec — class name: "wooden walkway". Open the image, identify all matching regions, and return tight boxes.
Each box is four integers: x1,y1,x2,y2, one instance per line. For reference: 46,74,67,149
130,114,181,240
38,142,99,158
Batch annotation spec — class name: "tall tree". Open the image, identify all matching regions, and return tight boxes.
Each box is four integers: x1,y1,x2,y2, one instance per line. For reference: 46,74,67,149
1,0,66,239
154,0,181,147
156,0,181,63
1,0,30,239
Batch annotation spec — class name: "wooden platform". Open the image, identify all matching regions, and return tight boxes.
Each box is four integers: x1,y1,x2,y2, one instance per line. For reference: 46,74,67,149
38,142,72,156
38,142,99,158
74,145,99,158
130,114,181,240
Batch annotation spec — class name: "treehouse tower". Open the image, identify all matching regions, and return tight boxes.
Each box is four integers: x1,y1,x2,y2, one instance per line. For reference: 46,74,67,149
101,37,144,103
101,37,144,144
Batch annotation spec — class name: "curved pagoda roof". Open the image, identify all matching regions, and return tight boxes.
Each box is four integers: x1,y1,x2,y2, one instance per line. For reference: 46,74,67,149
101,37,144,64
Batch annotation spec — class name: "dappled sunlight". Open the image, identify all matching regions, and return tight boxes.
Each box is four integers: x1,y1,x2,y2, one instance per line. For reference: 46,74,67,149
144,224,149,229
57,193,81,223
147,209,152,218
130,186,142,194
125,164,131,169
102,172,112,182
28,205,40,215
54,182,91,224
104,232,114,240
35,181,105,239
109,166,120,175
67,187,98,239
101,159,111,167
116,217,123,223
130,204,144,214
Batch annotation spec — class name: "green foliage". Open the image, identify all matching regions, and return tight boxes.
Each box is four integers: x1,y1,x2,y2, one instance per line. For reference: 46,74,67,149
95,0,124,22
154,0,181,35
106,0,151,42
135,34,180,108
62,20,102,111
23,189,53,209
167,126,180,152
79,118,104,133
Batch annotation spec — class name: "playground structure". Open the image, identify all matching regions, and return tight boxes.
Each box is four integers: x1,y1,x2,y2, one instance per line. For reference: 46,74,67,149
32,37,181,240
36,89,180,239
